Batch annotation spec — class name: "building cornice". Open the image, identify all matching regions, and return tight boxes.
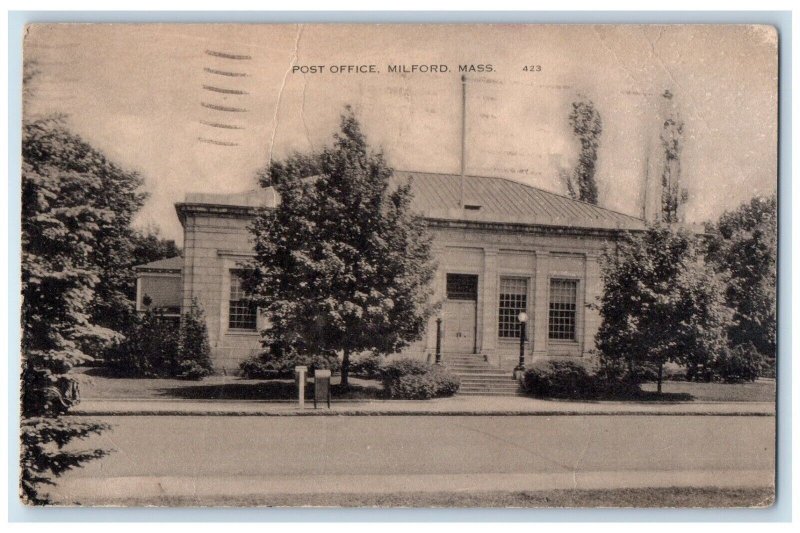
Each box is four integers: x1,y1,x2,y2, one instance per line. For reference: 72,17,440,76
134,268,182,275
423,218,641,238
176,201,642,237
175,202,263,225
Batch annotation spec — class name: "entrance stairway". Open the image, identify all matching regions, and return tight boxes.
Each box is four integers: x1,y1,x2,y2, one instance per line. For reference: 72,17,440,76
442,353,522,396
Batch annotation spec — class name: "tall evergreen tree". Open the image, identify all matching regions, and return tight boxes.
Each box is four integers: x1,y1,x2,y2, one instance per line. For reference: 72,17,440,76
246,107,437,385
22,116,148,333
564,97,603,204
21,116,134,503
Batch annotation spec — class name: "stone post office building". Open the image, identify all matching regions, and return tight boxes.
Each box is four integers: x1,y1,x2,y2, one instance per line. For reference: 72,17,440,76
135,171,645,375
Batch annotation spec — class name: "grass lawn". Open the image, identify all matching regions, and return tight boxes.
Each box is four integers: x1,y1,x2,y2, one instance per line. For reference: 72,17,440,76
73,366,384,401
639,379,776,403
74,366,776,403
69,486,774,508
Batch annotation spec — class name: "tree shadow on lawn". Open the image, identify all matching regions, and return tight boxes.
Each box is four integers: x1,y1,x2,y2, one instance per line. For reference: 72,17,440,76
614,390,694,402
81,366,130,378
155,379,386,401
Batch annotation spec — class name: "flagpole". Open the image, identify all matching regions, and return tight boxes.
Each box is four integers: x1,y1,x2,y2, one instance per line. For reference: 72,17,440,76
460,74,467,209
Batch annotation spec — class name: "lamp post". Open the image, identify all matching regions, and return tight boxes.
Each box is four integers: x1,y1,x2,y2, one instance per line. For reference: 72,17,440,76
435,317,443,365
514,312,528,378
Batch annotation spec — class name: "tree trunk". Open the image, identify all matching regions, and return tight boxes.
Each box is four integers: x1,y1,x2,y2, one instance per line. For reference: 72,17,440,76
341,350,351,387
657,362,664,394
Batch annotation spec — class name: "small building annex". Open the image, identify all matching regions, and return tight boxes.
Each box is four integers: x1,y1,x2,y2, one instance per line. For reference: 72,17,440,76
135,171,645,375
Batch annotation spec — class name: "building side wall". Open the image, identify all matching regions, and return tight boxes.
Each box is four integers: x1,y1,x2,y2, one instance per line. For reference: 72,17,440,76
136,273,182,312
181,213,261,374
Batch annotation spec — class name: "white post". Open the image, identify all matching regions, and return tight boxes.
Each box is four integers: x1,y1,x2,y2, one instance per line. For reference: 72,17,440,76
295,366,307,407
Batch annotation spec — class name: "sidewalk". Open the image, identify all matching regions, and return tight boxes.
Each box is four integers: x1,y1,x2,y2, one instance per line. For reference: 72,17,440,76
70,395,776,417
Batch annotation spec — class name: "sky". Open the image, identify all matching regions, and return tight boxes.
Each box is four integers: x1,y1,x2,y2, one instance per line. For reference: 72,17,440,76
24,24,778,243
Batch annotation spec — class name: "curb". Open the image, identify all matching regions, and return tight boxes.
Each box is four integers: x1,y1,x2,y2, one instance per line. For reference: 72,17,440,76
69,409,775,417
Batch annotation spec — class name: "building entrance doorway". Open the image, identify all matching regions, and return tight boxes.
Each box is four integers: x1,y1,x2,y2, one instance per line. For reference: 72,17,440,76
443,273,478,353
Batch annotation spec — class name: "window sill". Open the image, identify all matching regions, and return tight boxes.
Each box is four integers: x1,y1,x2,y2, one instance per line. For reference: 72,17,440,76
548,339,579,345
225,329,259,336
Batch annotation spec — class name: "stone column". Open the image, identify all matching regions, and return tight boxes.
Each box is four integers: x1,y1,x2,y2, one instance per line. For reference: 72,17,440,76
582,253,602,354
481,248,498,360
531,252,550,358
426,244,446,352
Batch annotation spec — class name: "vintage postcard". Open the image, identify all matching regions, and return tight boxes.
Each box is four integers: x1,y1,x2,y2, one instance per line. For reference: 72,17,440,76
20,23,777,508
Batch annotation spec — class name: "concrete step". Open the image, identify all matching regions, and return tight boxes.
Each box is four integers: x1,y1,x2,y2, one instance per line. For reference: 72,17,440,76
459,384,521,388
459,380,518,386
446,366,506,373
457,374,516,380
458,389,522,392
447,365,508,372
440,354,523,396
445,363,502,368
461,381,519,390
453,374,507,378
460,389,521,395
459,382,521,388
451,372,511,378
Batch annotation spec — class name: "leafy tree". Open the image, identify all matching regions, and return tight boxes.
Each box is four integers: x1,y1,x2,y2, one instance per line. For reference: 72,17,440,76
246,107,437,385
130,227,181,271
22,116,148,333
21,116,129,503
595,225,730,392
659,89,688,223
705,195,777,365
563,97,603,204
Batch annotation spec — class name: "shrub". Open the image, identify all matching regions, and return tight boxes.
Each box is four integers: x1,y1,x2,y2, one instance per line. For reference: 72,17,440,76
760,356,776,379
685,362,714,383
390,373,439,399
430,367,461,397
104,310,179,377
177,300,214,376
380,358,431,383
628,362,661,383
712,343,762,383
177,360,212,381
349,353,383,379
380,358,460,399
239,350,340,379
594,352,628,383
104,302,215,380
239,358,284,380
522,360,597,399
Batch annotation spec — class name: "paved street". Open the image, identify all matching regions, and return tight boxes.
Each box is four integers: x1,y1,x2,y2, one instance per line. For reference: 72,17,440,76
50,415,775,505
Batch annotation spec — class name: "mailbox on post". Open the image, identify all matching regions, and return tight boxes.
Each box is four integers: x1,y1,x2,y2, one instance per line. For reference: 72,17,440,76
294,366,307,408
314,369,331,409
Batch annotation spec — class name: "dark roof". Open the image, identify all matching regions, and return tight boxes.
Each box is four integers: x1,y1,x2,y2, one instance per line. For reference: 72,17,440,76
133,256,183,272
179,171,645,232
392,171,645,231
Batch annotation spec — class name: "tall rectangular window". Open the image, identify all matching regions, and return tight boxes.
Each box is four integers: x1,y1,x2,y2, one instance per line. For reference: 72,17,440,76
498,277,527,338
549,278,578,341
228,270,257,331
